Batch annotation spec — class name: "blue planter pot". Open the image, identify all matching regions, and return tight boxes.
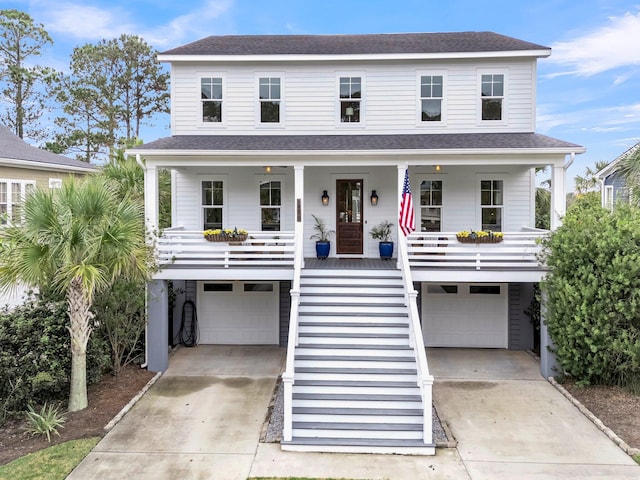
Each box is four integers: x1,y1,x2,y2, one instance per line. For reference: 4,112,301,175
315,241,330,259
379,241,394,259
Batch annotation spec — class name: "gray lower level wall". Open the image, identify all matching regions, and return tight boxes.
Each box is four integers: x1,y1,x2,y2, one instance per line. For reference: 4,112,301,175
279,281,292,347
508,283,535,350
147,279,169,372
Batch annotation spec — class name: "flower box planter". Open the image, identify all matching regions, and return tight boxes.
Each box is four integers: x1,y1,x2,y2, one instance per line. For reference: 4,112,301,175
456,235,503,244
204,233,248,243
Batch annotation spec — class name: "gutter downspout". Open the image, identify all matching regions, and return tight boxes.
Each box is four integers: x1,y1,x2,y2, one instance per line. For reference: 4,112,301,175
137,153,149,369
564,152,575,170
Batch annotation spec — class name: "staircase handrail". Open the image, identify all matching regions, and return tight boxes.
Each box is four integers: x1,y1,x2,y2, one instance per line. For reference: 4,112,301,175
281,225,304,442
398,234,434,444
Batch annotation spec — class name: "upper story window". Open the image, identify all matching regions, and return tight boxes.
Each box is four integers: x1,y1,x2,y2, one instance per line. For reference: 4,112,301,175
420,180,442,232
259,77,281,123
339,76,361,123
201,77,223,123
202,179,224,229
420,75,443,122
0,180,35,225
49,178,62,189
480,179,503,231
481,74,504,121
259,180,281,231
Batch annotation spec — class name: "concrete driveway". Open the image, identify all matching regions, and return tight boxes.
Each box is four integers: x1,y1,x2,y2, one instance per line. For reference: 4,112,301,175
69,347,640,480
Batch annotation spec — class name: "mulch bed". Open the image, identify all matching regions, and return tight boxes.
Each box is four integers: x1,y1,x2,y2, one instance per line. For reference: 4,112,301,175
0,365,155,466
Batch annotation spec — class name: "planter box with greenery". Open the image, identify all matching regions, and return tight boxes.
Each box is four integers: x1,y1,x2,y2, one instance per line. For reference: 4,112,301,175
370,220,394,259
310,214,335,259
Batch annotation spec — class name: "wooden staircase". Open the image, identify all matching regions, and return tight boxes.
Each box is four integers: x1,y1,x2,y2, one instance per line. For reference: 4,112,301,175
281,267,434,455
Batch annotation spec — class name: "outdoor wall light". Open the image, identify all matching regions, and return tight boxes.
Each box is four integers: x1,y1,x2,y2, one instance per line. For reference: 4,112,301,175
321,190,330,206
264,166,272,173
370,190,379,206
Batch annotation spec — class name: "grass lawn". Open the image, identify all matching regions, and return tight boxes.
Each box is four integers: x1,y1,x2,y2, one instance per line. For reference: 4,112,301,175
0,437,99,480
633,453,640,465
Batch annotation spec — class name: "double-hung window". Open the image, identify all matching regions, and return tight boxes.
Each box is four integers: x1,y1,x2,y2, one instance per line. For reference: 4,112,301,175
259,77,281,123
259,180,281,231
481,74,504,121
201,77,223,123
0,180,35,225
339,76,361,123
202,180,224,229
420,75,443,122
420,180,442,232
480,180,503,231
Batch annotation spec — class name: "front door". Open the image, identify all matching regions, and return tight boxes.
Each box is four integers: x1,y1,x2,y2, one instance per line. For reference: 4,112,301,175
336,179,363,254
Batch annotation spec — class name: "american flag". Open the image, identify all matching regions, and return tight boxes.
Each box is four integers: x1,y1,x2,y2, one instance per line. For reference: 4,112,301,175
399,169,415,236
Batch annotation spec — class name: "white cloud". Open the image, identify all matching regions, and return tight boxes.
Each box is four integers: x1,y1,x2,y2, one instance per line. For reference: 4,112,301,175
537,102,640,133
550,11,640,77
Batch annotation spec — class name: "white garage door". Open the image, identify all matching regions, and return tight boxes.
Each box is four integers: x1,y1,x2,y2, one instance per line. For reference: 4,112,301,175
197,281,279,345
422,283,507,348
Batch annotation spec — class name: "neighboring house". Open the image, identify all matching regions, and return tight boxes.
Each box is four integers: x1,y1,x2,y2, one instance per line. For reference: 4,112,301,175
0,126,96,307
132,32,584,455
596,141,640,210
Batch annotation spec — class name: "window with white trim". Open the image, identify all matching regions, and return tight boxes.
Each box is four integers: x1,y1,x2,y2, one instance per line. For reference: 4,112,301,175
420,180,442,232
202,180,224,229
481,74,504,121
0,180,35,225
480,180,503,231
201,77,223,122
420,75,443,122
604,185,614,210
259,180,281,231
339,76,361,123
259,77,281,123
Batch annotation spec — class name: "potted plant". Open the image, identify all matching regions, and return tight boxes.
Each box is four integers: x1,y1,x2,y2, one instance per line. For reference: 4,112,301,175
370,220,394,259
310,214,335,259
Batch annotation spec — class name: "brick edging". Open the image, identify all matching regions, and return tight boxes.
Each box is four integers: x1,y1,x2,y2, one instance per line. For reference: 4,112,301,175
549,377,640,457
104,371,163,432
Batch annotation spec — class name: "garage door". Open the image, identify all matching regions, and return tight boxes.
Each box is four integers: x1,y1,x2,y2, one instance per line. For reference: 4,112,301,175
197,281,279,345
422,283,507,348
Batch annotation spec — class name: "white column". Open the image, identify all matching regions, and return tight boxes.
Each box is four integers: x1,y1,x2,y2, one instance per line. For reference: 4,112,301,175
294,166,304,264
143,162,159,236
550,165,565,230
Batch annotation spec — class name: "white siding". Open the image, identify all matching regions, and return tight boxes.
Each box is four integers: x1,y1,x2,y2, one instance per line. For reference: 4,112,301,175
170,59,536,136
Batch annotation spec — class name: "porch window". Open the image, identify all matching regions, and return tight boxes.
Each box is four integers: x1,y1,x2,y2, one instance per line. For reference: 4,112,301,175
259,77,281,123
202,180,224,229
339,76,361,123
481,74,504,121
201,77,223,122
420,75,443,122
0,180,35,225
420,180,442,232
260,180,281,231
480,180,503,231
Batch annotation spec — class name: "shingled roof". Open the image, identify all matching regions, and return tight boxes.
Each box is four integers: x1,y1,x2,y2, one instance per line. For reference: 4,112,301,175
136,133,583,153
160,32,548,57
0,126,96,171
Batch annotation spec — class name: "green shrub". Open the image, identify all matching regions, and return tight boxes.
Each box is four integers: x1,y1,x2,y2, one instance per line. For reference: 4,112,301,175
541,199,640,387
24,402,66,442
0,295,110,422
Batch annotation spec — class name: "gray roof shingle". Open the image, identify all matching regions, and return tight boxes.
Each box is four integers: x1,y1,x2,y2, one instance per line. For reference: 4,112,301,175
136,133,582,153
161,32,548,57
0,126,96,170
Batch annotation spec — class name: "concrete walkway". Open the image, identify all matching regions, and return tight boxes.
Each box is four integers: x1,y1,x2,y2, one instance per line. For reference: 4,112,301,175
68,346,640,480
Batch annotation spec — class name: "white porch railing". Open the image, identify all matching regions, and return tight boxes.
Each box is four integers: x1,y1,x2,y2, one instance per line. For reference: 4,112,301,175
156,228,295,269
397,236,434,445
406,231,547,270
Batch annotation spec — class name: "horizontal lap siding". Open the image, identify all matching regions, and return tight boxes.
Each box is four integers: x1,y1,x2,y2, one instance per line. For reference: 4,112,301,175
170,59,535,135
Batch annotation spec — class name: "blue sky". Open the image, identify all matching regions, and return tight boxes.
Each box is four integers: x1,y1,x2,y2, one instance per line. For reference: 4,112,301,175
6,0,640,183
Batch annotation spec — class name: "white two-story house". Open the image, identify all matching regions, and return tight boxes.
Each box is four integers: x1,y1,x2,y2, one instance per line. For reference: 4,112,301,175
132,32,584,455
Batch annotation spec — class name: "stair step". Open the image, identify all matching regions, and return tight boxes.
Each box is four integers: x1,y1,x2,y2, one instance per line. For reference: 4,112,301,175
298,326,408,336
298,336,408,345
293,393,421,402
295,355,414,362
298,332,409,339
296,343,412,351
298,321,407,328
296,373,418,382
283,437,432,448
292,428,421,440
293,407,423,416
298,310,408,317
293,421,422,431
297,316,408,324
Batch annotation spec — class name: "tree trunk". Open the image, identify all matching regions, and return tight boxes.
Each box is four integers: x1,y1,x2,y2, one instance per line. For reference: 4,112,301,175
67,277,94,412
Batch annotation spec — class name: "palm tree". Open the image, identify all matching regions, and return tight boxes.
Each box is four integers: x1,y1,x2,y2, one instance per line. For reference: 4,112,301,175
0,176,152,411
615,144,640,206
574,160,610,195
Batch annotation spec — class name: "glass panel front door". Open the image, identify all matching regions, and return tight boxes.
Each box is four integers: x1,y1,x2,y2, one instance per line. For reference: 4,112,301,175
336,179,363,254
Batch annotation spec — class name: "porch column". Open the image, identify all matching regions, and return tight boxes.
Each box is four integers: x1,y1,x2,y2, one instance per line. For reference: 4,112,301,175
294,165,304,266
141,156,159,236
539,288,560,378
550,165,565,230
147,279,169,372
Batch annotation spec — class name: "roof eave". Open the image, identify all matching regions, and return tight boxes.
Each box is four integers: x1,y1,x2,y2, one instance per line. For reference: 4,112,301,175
157,49,551,63
0,157,97,173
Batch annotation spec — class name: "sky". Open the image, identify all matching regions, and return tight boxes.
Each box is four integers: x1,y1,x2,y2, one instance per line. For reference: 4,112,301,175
5,0,640,184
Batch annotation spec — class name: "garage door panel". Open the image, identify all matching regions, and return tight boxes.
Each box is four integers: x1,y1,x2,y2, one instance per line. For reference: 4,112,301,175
422,283,507,348
197,282,279,345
